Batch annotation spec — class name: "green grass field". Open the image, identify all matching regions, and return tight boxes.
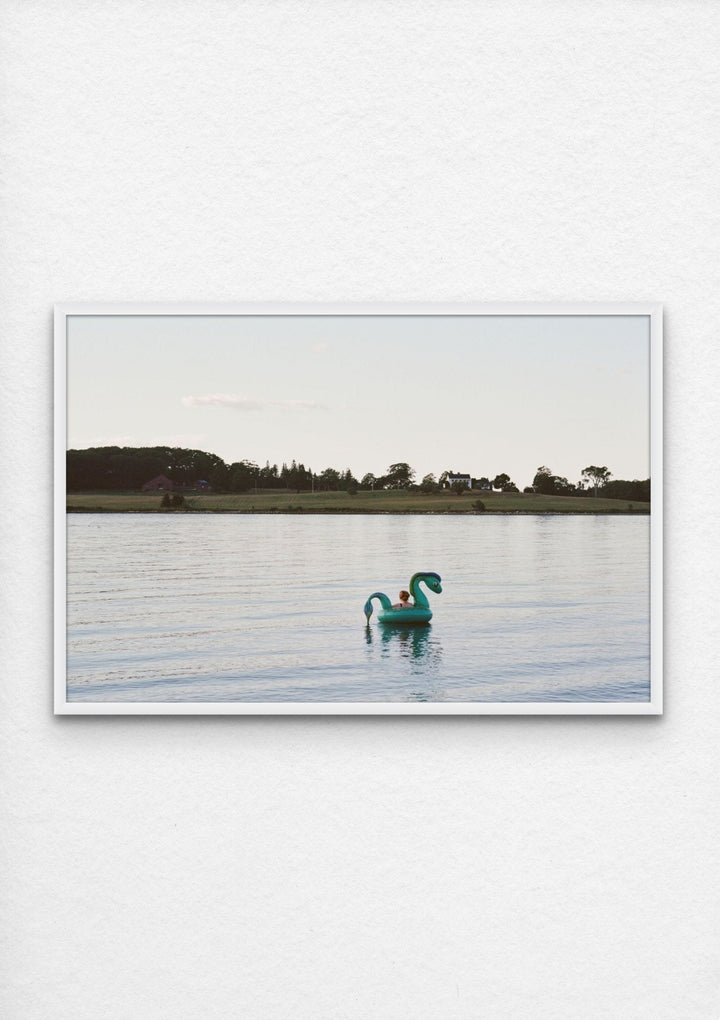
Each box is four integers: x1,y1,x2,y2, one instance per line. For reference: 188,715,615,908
66,489,650,514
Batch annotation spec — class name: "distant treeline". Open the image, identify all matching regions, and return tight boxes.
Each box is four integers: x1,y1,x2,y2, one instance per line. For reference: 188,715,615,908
68,447,228,491
67,446,357,493
529,465,650,502
66,446,650,501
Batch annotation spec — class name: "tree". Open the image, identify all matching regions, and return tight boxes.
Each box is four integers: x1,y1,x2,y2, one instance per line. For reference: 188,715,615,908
318,467,342,490
450,479,468,496
209,463,230,492
552,475,574,495
66,445,229,492
384,462,415,489
284,461,313,492
167,447,225,487
258,461,280,488
420,473,438,493
532,466,577,496
360,473,377,491
533,466,557,495
581,465,612,497
492,473,516,492
282,460,299,491
67,449,109,490
341,468,358,492
297,463,313,491
229,460,258,493
603,478,650,502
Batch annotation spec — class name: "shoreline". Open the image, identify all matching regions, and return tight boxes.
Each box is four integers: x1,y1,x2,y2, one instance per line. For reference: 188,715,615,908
66,506,650,516
65,490,650,516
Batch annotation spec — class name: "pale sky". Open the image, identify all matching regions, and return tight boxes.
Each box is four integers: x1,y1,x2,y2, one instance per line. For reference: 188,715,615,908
66,313,651,489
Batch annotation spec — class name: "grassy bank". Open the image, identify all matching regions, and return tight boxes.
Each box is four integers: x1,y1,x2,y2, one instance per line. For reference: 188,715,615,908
66,489,650,514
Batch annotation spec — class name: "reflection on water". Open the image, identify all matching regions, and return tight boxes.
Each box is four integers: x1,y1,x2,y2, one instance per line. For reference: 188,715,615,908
364,624,443,700
366,623,442,665
66,513,651,703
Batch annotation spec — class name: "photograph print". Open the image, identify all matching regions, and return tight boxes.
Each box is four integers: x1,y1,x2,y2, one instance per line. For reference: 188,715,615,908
55,303,662,714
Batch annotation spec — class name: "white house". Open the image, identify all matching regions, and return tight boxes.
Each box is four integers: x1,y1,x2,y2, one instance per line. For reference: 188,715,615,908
447,473,472,489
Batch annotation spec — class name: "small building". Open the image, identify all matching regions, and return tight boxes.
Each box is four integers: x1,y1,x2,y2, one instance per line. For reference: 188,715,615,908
142,474,174,492
447,473,472,489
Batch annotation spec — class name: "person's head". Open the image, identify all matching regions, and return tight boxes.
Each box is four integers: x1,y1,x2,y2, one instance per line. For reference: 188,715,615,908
399,590,410,602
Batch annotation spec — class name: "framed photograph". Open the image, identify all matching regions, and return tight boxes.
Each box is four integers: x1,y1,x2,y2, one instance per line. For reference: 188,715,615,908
54,302,662,715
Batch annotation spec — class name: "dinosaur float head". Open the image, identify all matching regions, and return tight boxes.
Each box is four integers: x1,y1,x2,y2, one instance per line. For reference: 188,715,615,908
421,571,442,595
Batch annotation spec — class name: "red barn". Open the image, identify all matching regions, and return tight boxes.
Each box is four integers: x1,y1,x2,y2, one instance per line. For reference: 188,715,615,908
142,474,174,491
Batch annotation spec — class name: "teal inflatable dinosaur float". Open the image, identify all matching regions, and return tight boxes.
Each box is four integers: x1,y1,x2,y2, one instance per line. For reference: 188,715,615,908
364,571,442,626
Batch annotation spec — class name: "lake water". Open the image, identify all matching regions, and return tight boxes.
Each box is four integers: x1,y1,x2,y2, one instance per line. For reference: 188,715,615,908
65,513,651,705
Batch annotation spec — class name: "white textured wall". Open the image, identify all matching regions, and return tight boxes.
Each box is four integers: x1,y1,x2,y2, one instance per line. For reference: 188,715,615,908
2,2,719,1017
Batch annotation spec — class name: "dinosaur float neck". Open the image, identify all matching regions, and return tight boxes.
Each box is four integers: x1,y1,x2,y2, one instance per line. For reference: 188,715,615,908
408,572,434,609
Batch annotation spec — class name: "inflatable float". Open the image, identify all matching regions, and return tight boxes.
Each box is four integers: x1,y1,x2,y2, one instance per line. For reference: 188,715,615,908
364,571,442,626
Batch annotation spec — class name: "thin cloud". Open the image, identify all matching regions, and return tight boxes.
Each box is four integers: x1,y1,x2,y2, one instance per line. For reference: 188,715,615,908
79,434,137,448
72,433,209,449
182,394,263,410
182,393,326,411
277,399,326,411
149,434,210,448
